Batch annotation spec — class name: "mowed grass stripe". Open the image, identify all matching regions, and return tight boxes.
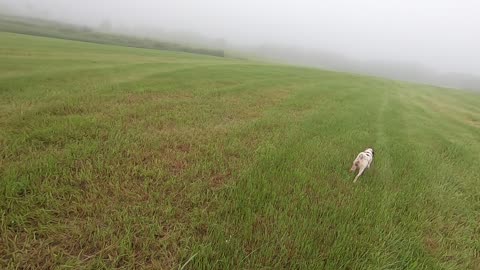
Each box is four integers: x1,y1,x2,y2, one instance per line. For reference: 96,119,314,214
1,32,480,269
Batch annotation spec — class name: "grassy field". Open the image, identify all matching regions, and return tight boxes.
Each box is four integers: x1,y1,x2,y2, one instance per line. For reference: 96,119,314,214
1,32,480,269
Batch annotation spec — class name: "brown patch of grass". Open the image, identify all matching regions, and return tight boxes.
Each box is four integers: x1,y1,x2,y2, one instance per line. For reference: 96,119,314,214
209,171,232,189
423,234,440,254
170,159,188,174
465,117,480,128
176,143,191,153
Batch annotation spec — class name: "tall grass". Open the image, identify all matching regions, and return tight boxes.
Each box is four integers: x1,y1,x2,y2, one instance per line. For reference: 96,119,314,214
1,32,479,269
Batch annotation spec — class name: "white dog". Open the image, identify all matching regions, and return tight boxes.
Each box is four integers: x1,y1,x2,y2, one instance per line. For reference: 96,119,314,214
350,148,374,183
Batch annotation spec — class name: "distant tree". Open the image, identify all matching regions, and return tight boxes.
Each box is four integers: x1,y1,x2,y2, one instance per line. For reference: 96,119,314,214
80,25,93,32
99,19,112,32
214,38,227,49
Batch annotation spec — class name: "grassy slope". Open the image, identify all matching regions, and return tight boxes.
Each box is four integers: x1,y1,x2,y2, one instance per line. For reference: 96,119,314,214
1,32,479,269
0,15,224,57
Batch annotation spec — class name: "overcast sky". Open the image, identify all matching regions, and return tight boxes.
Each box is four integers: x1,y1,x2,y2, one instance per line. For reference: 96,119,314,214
2,0,479,76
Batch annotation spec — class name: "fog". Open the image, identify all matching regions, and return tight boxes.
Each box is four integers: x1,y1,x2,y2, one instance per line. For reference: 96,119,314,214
1,0,479,89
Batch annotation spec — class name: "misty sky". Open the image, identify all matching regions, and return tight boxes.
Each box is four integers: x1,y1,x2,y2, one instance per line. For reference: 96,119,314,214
2,0,479,76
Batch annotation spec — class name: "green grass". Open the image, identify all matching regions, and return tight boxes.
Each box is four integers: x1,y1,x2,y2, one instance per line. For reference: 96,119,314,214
0,14,225,57
1,31,480,269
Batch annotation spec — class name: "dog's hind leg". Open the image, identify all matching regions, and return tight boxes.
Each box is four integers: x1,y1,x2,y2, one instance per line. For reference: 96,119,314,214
350,161,359,172
353,166,366,183
350,164,357,172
